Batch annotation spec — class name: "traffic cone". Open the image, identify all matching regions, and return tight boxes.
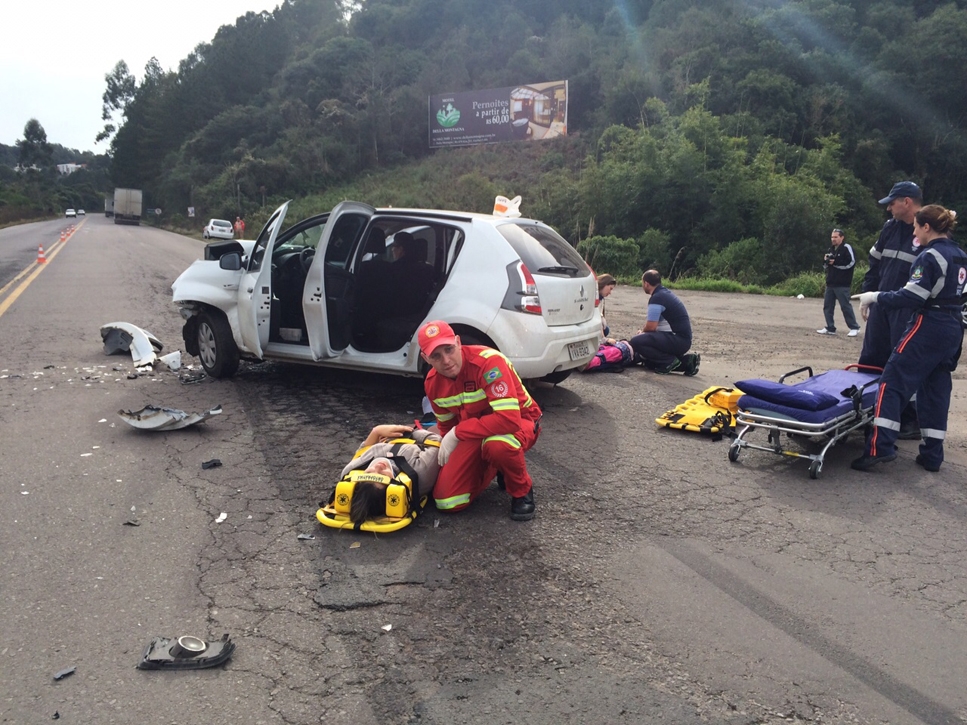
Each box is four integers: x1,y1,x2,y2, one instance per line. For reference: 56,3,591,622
60,231,66,242
37,245,47,264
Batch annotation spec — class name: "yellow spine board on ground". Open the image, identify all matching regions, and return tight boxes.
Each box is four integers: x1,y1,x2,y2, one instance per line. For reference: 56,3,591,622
655,386,743,434
316,436,438,533
316,498,428,533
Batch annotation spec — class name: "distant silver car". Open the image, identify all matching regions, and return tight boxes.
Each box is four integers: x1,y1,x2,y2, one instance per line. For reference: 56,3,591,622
65,209,76,218
77,209,86,216
203,218,234,240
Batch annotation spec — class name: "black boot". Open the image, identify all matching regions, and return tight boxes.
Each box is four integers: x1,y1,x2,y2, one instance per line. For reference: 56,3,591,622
510,488,536,521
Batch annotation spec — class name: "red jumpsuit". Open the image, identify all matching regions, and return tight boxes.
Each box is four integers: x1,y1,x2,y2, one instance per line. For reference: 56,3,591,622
425,345,542,511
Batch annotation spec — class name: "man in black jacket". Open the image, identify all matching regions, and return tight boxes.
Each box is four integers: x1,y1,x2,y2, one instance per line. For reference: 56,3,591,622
817,228,861,336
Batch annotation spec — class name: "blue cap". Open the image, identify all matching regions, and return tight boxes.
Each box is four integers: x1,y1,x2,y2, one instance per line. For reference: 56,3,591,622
879,181,922,205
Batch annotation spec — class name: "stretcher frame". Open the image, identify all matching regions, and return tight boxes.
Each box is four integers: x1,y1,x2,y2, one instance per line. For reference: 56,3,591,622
727,365,881,479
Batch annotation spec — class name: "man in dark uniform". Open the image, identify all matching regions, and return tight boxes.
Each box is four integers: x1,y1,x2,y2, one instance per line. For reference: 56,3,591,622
851,205,965,472
629,269,700,375
858,181,923,437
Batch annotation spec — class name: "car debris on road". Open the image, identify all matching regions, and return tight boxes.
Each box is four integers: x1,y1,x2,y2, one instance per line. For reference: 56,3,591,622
117,404,223,431
136,634,235,670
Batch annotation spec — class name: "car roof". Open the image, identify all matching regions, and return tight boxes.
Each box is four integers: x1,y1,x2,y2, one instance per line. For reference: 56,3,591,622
210,219,232,225
371,206,543,227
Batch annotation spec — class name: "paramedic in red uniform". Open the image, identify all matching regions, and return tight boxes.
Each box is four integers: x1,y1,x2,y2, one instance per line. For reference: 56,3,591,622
419,320,541,521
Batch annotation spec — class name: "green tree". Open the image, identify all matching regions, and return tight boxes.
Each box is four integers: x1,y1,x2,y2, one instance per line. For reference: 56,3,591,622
96,61,136,144
17,119,53,170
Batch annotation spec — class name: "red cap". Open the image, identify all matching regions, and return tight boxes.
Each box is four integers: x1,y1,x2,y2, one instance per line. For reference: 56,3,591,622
418,320,458,355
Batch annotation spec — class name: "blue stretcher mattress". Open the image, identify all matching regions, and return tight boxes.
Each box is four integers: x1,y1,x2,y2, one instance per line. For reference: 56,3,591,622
735,369,880,424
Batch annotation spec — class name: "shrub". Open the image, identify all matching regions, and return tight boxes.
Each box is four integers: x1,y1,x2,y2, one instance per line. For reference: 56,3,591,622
577,235,640,277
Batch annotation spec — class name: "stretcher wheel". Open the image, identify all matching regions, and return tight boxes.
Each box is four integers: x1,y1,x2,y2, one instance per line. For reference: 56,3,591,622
768,429,780,447
809,460,823,479
728,443,740,462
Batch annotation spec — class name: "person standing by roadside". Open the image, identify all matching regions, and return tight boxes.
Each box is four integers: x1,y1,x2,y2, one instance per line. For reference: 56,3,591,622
817,228,861,336
234,216,246,239
858,181,923,438
850,205,965,472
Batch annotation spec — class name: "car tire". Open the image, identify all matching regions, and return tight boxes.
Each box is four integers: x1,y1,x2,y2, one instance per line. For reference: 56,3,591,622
197,310,239,378
203,231,210,239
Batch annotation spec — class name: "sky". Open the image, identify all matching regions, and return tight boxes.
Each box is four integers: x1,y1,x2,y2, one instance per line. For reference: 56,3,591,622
2,1,281,154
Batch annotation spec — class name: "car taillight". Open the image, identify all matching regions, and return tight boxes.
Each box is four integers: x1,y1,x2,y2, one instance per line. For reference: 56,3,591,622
517,262,542,315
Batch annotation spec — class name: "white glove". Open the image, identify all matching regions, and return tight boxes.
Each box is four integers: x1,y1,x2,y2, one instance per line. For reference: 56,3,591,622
851,291,880,322
437,428,460,466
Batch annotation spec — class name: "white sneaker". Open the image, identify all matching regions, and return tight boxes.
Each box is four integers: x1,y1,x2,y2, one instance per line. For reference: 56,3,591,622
816,328,836,335
847,329,859,337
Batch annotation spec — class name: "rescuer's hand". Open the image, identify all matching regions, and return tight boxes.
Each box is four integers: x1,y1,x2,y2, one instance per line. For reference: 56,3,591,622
851,291,880,321
438,428,460,465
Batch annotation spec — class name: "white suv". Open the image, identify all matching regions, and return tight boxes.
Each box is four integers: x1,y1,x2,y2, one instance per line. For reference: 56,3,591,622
172,201,600,382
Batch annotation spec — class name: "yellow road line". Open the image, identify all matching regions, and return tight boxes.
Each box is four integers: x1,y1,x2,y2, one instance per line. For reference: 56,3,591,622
0,224,79,318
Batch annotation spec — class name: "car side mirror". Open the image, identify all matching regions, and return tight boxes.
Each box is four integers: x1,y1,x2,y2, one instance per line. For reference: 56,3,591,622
219,252,242,271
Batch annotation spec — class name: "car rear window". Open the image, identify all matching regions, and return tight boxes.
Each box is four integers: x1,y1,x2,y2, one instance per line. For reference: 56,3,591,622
496,223,590,277
213,220,232,229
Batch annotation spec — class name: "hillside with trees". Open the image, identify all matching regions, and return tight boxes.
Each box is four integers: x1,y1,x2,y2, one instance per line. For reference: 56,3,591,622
11,0,967,282
0,123,111,225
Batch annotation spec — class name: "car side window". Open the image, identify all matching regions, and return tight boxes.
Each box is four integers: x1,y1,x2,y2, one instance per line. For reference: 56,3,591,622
324,213,368,269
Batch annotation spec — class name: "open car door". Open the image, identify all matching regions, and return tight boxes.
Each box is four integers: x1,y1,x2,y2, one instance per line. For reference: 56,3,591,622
305,201,375,359
237,201,290,358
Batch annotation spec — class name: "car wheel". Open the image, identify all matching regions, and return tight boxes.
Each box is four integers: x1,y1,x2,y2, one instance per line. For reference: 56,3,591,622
203,231,210,239
196,310,240,378
540,370,572,385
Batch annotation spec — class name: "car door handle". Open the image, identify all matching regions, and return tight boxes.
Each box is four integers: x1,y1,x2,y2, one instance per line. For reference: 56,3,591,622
247,287,254,293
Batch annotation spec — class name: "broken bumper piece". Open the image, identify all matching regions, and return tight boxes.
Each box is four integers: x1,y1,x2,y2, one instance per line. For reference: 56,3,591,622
100,322,164,367
118,404,223,431
137,634,235,670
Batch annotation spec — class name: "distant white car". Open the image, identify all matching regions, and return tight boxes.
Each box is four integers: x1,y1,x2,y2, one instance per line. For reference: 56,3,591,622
203,219,235,240
77,209,86,216
65,209,76,218
173,200,600,383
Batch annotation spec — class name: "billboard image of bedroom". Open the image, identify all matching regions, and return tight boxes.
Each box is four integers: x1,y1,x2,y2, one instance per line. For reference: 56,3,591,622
428,80,567,149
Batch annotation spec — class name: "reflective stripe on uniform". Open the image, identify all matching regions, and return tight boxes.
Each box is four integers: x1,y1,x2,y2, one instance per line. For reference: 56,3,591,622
903,281,930,299
434,492,471,509
489,398,521,412
882,248,918,264
920,427,946,440
873,416,901,431
435,412,455,422
924,247,948,297
483,433,522,449
433,390,487,409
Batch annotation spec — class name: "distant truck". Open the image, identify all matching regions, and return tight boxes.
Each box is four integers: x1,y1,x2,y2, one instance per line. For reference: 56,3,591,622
113,188,143,225
104,195,114,217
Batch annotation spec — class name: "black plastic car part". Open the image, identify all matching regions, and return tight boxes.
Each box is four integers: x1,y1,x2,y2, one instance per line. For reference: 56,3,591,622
136,634,235,670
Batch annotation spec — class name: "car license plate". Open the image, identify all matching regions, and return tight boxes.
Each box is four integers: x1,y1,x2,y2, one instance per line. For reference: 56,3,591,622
567,339,593,361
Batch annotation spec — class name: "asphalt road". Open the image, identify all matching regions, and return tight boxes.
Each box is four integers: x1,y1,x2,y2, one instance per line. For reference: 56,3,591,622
1,216,966,724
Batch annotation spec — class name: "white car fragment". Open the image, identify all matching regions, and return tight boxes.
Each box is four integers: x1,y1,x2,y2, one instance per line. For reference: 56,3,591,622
158,351,182,370
100,322,164,367
117,404,223,431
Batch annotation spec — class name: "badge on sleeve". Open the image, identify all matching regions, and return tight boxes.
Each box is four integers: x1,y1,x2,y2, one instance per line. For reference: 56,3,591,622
911,265,923,280
483,366,503,384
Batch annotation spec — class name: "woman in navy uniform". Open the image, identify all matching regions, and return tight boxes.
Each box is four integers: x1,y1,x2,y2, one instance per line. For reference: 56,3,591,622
851,205,965,472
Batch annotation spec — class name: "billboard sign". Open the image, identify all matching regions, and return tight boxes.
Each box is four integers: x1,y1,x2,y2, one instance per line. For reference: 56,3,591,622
429,80,568,149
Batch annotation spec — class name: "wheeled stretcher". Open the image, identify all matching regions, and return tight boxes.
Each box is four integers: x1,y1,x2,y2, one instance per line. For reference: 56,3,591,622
727,365,881,478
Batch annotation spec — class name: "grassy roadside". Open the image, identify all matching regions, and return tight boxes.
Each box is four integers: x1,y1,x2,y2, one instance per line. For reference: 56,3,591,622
615,266,869,299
